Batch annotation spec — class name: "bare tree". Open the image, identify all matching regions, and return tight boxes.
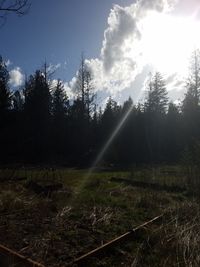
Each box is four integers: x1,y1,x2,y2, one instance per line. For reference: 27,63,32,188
0,0,30,25
75,54,96,120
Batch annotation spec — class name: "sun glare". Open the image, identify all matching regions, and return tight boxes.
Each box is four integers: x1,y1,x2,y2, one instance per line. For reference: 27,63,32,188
139,13,200,76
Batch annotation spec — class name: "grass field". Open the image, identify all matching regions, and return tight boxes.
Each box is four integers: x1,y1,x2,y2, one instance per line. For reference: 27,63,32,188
0,166,200,266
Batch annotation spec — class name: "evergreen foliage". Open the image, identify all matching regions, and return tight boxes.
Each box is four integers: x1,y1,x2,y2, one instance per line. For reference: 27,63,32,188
0,51,200,166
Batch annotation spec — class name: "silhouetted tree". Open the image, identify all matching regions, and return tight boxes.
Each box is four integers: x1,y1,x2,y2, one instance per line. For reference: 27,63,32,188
101,96,120,136
144,72,168,162
182,49,200,146
100,97,121,163
145,72,168,114
69,55,96,164
24,70,50,121
164,102,182,161
85,70,96,119
13,90,23,111
52,79,69,158
75,54,95,120
0,55,12,162
52,80,68,118
23,70,51,161
2,50,200,166
116,97,137,165
0,56,10,113
183,50,200,114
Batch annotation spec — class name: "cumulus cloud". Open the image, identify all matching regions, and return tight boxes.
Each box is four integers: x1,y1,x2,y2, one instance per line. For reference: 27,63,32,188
101,4,140,72
63,82,75,99
9,67,24,88
69,0,174,96
81,0,177,99
68,0,200,104
100,0,177,76
137,0,175,13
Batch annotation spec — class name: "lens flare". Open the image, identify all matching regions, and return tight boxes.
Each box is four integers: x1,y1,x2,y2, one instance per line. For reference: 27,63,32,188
86,103,134,179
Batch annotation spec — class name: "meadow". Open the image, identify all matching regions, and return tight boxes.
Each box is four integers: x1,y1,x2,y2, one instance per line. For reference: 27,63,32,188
0,166,200,266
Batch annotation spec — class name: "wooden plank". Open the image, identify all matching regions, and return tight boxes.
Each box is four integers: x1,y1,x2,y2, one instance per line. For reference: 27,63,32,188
0,244,46,267
73,214,163,265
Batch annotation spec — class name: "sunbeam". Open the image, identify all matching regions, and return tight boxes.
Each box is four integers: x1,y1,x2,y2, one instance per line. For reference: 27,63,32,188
85,103,134,180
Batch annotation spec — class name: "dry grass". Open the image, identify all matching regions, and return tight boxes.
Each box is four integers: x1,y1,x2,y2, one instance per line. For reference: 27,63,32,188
0,167,200,266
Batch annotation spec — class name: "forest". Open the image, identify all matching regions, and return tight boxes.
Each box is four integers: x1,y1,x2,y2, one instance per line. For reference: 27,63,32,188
1,50,200,267
0,50,200,167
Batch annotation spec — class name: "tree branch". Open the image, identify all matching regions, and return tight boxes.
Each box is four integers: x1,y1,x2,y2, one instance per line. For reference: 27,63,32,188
0,0,30,16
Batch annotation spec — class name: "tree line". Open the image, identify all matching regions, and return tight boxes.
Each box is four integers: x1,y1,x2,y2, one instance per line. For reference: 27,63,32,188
1,50,200,167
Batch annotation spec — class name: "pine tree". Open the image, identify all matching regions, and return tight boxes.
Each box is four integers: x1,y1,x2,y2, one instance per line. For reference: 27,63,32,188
75,54,95,120
52,79,68,119
145,72,168,114
23,70,51,160
164,102,182,161
51,80,69,158
182,49,200,146
24,70,51,122
101,96,120,131
144,72,168,162
13,90,23,111
0,56,10,113
0,56,12,162
183,49,200,114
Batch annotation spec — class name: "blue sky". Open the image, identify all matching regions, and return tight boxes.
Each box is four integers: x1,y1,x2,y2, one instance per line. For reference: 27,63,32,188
1,0,133,81
1,0,200,105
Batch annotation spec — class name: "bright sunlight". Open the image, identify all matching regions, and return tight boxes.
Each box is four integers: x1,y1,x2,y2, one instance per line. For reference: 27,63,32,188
140,12,200,76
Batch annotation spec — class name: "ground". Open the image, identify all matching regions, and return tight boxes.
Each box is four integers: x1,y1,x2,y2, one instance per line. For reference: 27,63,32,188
0,166,200,266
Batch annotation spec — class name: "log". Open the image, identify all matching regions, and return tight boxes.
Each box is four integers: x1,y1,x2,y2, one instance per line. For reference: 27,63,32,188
73,214,163,265
0,244,46,267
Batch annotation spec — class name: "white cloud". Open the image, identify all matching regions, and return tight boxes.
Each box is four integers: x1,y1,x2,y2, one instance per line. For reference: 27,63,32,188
9,67,24,88
84,0,178,101
47,63,61,73
63,82,75,99
137,0,175,14
68,0,200,104
101,4,140,73
5,59,12,67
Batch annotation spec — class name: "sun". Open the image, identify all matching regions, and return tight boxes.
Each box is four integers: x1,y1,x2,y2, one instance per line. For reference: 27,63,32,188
139,12,200,77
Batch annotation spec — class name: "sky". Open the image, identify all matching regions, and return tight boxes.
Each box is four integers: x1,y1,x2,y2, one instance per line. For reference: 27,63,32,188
1,0,200,106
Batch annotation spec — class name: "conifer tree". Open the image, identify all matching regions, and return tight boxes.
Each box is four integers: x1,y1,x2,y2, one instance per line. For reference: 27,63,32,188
183,49,200,114
52,79,68,119
0,56,10,113
145,72,168,114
